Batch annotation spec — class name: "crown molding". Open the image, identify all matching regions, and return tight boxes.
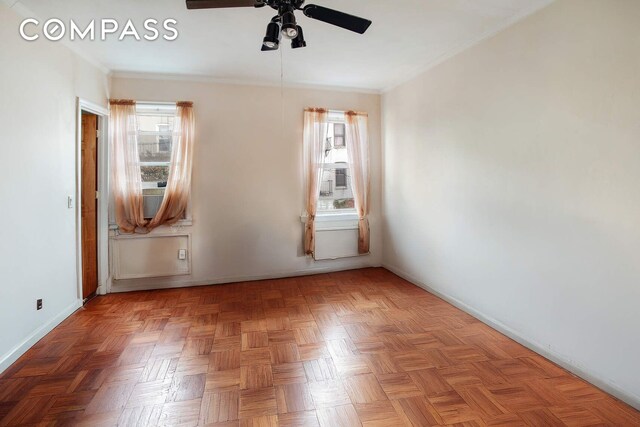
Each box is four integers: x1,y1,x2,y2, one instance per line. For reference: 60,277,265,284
111,71,382,95
5,0,555,95
381,0,556,93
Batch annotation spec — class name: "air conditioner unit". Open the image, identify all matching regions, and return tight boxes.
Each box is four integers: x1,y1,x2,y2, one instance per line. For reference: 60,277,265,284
143,194,164,219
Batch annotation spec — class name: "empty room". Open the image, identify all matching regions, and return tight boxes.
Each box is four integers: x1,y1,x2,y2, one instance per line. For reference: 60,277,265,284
1,0,639,425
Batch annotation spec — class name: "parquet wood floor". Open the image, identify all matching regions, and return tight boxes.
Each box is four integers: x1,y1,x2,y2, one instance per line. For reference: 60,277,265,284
1,268,638,426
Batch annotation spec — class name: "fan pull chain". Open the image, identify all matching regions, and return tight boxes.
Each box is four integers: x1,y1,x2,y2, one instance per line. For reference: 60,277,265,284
280,44,285,146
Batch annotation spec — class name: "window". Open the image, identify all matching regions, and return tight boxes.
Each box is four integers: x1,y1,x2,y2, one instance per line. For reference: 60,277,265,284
333,123,345,147
318,113,355,212
136,103,176,219
335,168,347,188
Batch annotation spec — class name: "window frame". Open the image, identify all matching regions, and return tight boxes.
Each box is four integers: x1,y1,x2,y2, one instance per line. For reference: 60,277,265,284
317,111,356,216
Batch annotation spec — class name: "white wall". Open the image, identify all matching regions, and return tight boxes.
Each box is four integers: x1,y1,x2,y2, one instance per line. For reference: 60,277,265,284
0,3,109,371
110,77,381,290
383,0,640,408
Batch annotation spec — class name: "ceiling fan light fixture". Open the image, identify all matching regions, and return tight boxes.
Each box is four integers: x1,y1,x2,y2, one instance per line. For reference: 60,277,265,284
281,11,298,39
262,21,280,50
185,0,372,52
291,25,306,49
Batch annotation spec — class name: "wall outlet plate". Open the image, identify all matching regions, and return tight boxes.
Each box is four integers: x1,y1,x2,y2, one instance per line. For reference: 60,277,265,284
178,249,187,260
37,299,43,310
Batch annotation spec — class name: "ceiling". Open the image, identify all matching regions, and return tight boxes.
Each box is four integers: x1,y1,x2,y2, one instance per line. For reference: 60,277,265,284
13,0,553,91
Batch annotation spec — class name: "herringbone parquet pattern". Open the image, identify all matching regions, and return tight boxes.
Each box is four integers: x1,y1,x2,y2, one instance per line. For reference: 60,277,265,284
1,268,638,426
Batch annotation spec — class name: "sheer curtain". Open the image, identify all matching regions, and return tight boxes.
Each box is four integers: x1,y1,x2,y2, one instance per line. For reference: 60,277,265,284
345,111,371,254
148,102,195,230
109,99,147,233
303,108,329,256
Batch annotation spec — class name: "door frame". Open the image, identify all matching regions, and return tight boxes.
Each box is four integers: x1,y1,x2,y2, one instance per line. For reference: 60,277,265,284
76,98,109,301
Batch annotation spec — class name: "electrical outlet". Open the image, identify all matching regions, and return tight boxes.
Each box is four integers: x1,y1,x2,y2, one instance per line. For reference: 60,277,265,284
36,299,43,310
67,196,74,209
178,249,187,260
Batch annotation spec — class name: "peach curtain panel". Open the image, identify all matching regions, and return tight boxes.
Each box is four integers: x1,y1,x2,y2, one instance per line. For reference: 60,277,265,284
109,100,147,233
148,102,195,230
345,111,371,254
303,108,329,256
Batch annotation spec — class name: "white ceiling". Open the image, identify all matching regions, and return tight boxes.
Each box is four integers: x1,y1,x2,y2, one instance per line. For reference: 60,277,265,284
14,0,553,91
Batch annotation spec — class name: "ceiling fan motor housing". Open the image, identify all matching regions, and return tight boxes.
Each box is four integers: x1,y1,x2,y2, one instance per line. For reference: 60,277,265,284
257,0,306,10
186,0,372,50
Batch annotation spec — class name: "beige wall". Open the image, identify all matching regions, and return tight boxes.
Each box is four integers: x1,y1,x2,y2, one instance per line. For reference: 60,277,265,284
383,0,640,407
110,77,382,289
0,3,109,370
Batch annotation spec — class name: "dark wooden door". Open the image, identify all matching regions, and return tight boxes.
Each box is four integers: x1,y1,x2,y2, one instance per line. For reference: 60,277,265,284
81,113,98,300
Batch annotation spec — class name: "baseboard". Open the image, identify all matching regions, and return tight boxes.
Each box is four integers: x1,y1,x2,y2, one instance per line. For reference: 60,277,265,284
110,262,382,293
382,263,640,411
0,299,83,374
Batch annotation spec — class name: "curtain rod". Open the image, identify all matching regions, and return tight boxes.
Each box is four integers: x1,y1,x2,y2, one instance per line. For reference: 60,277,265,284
136,101,178,106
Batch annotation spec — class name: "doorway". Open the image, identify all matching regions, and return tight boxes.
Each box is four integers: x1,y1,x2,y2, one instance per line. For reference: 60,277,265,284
81,112,99,301
76,98,109,303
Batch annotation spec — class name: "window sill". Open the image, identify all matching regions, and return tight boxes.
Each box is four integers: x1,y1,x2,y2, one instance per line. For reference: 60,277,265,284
109,218,193,232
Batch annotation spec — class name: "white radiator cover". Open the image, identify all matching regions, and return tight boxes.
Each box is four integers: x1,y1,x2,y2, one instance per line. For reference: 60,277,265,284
301,213,360,261
314,228,360,260
112,233,191,279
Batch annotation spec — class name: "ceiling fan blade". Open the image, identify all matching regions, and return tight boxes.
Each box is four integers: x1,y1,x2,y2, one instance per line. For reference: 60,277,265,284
302,5,372,34
186,0,258,10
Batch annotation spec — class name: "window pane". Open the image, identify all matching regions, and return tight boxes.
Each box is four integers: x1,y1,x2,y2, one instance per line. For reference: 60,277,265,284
318,166,354,211
136,107,180,220
317,120,355,212
141,165,169,183
139,134,173,162
137,115,174,132
137,115,174,162
324,124,349,163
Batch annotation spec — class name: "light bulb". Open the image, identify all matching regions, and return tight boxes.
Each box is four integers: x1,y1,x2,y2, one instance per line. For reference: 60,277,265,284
282,27,298,39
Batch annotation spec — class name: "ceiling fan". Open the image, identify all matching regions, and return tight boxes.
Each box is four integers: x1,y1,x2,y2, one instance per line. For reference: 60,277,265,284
186,0,372,51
